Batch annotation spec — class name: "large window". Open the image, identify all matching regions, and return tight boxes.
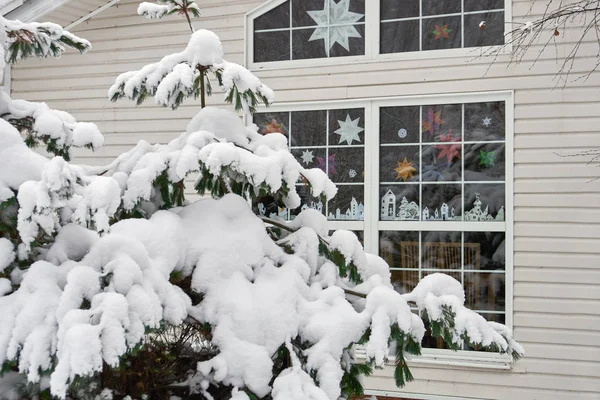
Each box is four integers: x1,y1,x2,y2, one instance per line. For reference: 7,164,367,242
254,92,513,355
247,0,507,66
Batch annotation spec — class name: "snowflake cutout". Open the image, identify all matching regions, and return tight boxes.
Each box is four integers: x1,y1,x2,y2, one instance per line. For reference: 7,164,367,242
349,169,357,178
482,116,492,127
398,128,407,139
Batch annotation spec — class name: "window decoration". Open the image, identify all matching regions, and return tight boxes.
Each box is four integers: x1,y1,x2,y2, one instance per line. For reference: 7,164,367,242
253,108,366,221
380,0,505,54
253,0,365,63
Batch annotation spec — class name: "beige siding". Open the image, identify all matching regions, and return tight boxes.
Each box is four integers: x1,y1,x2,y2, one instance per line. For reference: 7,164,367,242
10,0,600,399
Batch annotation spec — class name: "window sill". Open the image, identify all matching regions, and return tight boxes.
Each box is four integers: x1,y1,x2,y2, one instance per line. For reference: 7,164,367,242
355,348,513,371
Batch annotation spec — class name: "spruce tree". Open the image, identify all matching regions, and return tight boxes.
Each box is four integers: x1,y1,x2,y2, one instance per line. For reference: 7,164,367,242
0,3,523,399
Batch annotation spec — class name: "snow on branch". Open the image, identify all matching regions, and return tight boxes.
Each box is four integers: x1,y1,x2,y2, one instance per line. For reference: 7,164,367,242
108,29,274,113
138,0,200,20
3,17,91,63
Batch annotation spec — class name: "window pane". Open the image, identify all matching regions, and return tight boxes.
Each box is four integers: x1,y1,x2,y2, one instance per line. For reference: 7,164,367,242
254,112,290,140
292,28,328,59
421,184,462,220
464,101,506,141
380,106,420,144
290,184,325,219
254,1,290,30
464,11,505,47
290,110,327,147
380,0,419,20
422,16,461,50
391,269,420,294
380,20,420,54
330,24,365,57
379,146,420,183
379,231,420,269
292,0,324,27
254,31,291,62
464,184,505,221
421,104,462,142
464,0,504,12
464,143,505,181
422,0,461,16
329,108,365,145
464,272,505,311
422,232,462,269
464,232,506,271
422,145,462,182
380,184,420,221
328,184,364,220
328,147,364,183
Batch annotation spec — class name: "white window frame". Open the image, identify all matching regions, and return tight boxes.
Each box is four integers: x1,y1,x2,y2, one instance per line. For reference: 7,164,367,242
256,90,514,368
245,0,512,70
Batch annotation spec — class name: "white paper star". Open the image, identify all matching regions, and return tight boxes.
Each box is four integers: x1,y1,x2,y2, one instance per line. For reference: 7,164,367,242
482,116,492,127
335,115,364,145
301,150,315,165
307,0,364,56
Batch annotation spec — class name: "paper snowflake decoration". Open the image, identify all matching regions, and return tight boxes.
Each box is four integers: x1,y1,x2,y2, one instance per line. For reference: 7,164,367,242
435,129,461,162
432,24,451,40
349,169,357,178
301,150,315,165
423,108,445,136
335,115,364,145
394,157,417,182
398,128,407,139
307,0,364,55
482,116,492,127
317,153,337,175
479,150,496,168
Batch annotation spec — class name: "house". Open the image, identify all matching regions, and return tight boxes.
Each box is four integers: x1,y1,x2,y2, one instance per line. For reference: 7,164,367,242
5,0,600,399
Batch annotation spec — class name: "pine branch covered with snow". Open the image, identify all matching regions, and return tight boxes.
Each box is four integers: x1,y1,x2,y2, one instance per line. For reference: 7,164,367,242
138,0,200,20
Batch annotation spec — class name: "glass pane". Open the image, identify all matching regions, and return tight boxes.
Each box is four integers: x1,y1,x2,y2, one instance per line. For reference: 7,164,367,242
421,184,462,220
291,147,326,169
464,11,505,48
327,184,364,220
254,112,289,140
380,106,420,144
292,28,328,59
422,145,462,182
290,184,325,219
421,104,462,142
464,232,506,271
254,1,290,30
464,272,505,311
421,232,462,270
379,231,420,269
328,147,364,183
422,16,461,50
380,0,419,20
329,108,365,146
380,20,420,54
290,110,327,147
464,101,505,141
380,184,420,221
464,184,505,221
330,24,365,57
254,31,291,62
464,0,504,12
422,0,461,16
391,269,420,294
379,146,420,183
292,0,324,27
464,143,505,181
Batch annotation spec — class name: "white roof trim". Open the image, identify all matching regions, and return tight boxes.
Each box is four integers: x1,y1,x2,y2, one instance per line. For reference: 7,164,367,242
65,0,121,30
5,0,73,22
1,0,25,16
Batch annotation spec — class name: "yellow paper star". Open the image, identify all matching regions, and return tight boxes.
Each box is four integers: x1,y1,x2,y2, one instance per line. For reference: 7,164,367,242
394,157,416,181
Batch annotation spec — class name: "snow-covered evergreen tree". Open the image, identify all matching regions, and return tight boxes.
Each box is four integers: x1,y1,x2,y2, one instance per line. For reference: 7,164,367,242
0,3,523,399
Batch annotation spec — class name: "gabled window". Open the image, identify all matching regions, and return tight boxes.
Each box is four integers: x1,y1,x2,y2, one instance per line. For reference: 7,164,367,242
246,0,508,68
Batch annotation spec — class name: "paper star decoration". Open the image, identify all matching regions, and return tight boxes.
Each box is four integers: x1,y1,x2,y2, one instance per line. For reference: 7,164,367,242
432,24,452,40
317,153,337,175
335,115,364,145
301,150,315,165
262,119,283,135
480,150,496,168
422,108,445,136
482,116,492,127
435,129,461,162
307,0,364,55
394,157,417,181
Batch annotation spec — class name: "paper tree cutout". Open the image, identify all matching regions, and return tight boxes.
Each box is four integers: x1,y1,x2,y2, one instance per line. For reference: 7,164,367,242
335,115,364,145
433,24,451,40
394,157,417,181
307,0,364,55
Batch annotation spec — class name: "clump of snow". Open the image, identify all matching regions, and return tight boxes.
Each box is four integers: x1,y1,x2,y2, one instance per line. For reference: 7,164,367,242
138,1,200,20
0,238,16,273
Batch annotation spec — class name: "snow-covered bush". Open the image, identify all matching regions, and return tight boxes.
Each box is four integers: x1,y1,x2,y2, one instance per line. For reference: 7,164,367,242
0,4,523,400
